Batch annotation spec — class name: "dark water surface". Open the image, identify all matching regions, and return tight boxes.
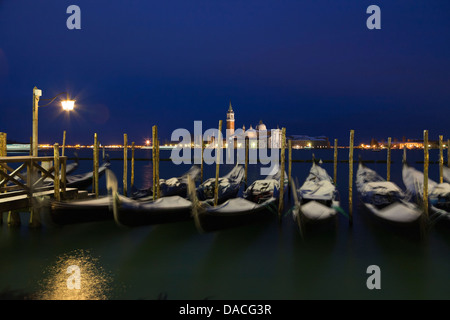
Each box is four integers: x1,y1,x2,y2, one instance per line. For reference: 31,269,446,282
1,148,449,300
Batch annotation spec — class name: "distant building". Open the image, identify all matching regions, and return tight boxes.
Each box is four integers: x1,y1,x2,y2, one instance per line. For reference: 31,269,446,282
226,101,235,136
288,135,330,149
391,139,439,149
361,138,441,150
225,104,281,148
269,127,282,148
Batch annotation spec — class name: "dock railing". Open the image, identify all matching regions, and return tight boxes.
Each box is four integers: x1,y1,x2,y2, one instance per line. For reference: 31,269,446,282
0,154,67,200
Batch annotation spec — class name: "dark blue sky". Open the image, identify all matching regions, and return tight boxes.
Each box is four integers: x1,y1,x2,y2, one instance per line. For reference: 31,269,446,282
0,0,449,145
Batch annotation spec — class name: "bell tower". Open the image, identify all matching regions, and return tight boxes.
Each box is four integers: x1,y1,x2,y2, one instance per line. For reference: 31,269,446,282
226,100,235,135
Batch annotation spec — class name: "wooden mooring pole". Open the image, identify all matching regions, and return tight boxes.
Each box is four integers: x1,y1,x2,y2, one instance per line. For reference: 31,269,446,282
200,141,204,183
387,137,392,181
1,133,8,225
29,168,41,228
288,139,292,193
278,128,286,220
62,130,66,157
93,133,99,198
448,139,450,168
0,132,6,162
1,132,20,227
423,130,429,218
214,120,222,206
123,134,128,196
333,139,338,185
131,142,135,188
0,133,4,157
0,132,3,225
439,135,443,184
53,143,60,201
0,132,6,159
349,130,354,226
245,138,249,187
152,125,157,200
156,139,160,199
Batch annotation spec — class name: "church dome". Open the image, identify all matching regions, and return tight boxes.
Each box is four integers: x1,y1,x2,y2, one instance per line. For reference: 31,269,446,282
246,125,257,139
256,120,266,131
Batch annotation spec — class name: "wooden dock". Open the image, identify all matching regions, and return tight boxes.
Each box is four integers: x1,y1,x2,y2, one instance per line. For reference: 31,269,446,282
0,152,90,226
0,187,88,212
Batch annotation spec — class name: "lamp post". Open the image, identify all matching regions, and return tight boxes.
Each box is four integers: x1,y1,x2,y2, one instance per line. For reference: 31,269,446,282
32,87,75,156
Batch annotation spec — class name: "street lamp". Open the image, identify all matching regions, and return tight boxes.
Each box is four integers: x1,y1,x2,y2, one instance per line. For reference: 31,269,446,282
32,86,75,156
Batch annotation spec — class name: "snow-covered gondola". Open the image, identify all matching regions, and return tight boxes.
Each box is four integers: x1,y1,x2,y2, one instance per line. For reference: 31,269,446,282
443,166,450,184
192,166,286,233
47,196,113,225
196,164,245,205
292,161,340,226
402,162,450,222
111,165,245,227
356,162,422,225
130,165,201,199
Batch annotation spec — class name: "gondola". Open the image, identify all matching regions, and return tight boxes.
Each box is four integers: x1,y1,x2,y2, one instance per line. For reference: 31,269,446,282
111,164,245,227
46,164,193,225
130,165,201,199
65,161,110,189
62,158,80,175
444,166,450,184
47,196,114,225
112,194,193,227
356,162,422,226
292,161,340,230
196,164,245,205
41,154,79,184
45,161,112,225
192,166,285,233
402,161,450,222
42,159,109,190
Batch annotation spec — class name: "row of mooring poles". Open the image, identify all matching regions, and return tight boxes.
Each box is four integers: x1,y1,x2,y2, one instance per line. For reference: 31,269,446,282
4,127,449,229
114,128,161,199
13,127,448,227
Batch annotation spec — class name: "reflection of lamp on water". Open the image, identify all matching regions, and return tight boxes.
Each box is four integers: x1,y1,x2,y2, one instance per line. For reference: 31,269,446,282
37,249,112,300
32,87,76,156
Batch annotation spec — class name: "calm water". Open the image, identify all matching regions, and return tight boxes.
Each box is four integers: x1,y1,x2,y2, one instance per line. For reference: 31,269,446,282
1,148,449,300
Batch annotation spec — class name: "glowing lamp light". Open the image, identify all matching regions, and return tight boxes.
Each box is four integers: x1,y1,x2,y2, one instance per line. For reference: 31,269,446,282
61,100,75,110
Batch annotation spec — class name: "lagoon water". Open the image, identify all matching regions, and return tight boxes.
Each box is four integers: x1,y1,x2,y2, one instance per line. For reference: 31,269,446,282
1,148,449,300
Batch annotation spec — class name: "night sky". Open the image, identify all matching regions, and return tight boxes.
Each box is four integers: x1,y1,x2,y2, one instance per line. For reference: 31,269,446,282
0,0,449,146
